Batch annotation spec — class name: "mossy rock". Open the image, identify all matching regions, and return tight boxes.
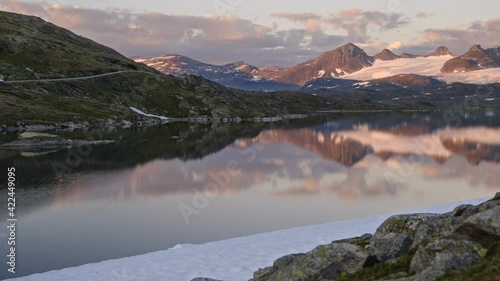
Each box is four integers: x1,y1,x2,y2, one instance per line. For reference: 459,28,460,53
254,243,376,281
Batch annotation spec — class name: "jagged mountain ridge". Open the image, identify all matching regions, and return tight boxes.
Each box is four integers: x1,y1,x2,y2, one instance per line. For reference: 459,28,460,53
139,44,465,88
257,43,375,86
261,45,458,86
133,54,299,91
441,45,500,73
427,46,454,57
373,49,400,61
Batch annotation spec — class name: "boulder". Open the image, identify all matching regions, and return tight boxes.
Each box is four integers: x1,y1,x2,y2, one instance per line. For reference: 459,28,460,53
368,214,440,261
409,239,483,280
450,205,500,244
253,243,377,281
369,232,413,262
250,193,500,281
369,197,500,262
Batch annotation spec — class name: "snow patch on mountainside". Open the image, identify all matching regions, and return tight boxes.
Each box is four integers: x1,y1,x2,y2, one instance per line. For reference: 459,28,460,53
343,56,453,80
129,107,169,121
341,55,500,84
436,68,500,84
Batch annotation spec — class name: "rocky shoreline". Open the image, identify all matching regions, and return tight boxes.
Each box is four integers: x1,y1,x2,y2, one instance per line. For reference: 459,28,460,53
0,117,163,134
0,115,308,134
0,132,115,152
194,193,500,281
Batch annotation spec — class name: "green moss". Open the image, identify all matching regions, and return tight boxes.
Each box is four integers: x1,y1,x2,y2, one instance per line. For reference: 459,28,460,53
291,267,305,278
315,246,328,258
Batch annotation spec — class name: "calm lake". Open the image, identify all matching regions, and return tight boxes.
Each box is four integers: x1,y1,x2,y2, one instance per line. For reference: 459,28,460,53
0,111,499,279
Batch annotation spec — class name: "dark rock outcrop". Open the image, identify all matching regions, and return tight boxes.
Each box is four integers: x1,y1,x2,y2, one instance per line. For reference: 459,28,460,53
441,45,500,73
258,43,374,85
367,74,445,89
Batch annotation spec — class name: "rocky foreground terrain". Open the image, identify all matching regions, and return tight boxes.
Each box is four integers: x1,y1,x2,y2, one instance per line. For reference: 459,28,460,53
251,194,500,281
194,193,500,281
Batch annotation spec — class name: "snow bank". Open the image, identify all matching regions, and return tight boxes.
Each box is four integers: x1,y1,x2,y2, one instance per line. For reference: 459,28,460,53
436,68,500,84
343,56,452,80
9,198,489,281
129,107,170,122
341,56,500,85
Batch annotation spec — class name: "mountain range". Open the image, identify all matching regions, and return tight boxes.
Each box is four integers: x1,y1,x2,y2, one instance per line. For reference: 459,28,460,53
132,55,298,91
135,43,500,91
441,45,500,73
0,10,499,128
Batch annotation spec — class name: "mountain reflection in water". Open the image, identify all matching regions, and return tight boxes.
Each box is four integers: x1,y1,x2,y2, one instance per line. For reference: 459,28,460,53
0,112,498,278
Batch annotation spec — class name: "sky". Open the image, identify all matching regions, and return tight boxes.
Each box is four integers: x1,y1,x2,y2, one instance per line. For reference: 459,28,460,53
1,0,500,67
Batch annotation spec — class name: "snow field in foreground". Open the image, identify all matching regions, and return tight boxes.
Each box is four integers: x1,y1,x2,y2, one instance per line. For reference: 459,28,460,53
9,197,489,281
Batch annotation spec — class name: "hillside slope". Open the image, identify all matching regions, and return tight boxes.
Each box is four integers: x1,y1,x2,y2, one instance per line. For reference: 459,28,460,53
0,11,329,126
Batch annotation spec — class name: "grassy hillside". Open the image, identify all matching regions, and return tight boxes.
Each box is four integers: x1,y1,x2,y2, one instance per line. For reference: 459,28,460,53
0,11,333,126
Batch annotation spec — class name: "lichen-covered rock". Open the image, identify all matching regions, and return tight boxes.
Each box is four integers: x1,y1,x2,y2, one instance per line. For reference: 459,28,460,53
369,233,413,262
253,243,377,281
409,239,483,280
368,214,440,262
252,194,500,281
450,205,500,244
369,199,500,263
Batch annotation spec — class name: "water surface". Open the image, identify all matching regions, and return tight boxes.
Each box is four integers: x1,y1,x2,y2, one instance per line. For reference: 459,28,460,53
0,111,499,279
